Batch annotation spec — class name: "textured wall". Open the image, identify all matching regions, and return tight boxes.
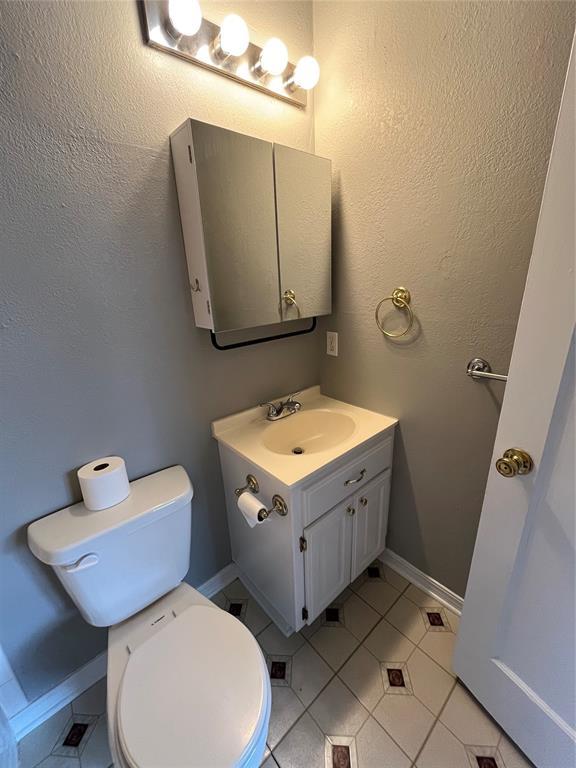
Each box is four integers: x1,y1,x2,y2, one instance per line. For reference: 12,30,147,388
314,1,575,595
0,0,318,701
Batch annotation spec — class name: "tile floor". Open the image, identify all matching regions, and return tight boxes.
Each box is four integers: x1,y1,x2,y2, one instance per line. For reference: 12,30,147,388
18,562,534,768
18,677,112,768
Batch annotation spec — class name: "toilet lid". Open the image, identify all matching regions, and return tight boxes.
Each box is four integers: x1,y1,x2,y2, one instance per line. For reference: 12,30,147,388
117,605,269,768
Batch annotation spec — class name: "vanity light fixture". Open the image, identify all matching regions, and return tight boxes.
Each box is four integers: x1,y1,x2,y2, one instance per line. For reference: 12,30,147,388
288,55,320,91
167,0,202,37
216,14,250,58
140,1,316,107
257,37,289,77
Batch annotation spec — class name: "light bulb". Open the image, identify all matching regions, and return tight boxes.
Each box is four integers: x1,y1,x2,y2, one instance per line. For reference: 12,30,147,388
259,37,288,76
168,0,202,37
219,14,249,57
293,55,320,90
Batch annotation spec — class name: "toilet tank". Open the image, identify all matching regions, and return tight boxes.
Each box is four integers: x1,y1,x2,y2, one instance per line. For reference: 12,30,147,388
28,466,193,627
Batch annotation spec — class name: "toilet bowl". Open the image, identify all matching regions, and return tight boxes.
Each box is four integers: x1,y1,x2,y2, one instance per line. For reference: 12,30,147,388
28,466,271,767
107,584,270,768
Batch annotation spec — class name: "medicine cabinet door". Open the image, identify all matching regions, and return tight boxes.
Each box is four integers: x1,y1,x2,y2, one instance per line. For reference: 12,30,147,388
191,120,281,332
274,144,332,321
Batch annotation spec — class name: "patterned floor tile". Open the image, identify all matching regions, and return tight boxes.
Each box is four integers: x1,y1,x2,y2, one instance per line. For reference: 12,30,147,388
440,684,501,747
20,569,524,768
308,677,369,737
386,595,428,644
416,719,470,767
212,582,273,636
373,691,435,760
267,686,306,750
342,592,380,641
223,579,273,635
355,716,411,768
406,647,455,715
404,584,444,608
259,622,306,656
419,628,457,676
351,560,408,595
363,618,415,662
273,713,325,768
51,715,97,759
307,623,360,671
261,755,279,768
290,642,333,707
79,717,112,768
324,735,358,768
354,578,400,615
497,735,536,768
35,757,80,768
18,706,72,768
339,646,384,711
379,564,410,593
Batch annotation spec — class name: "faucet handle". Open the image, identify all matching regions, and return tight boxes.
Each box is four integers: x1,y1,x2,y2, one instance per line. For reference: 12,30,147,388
259,401,279,415
286,391,302,403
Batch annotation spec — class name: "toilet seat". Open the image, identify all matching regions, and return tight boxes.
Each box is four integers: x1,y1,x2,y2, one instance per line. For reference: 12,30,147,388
116,604,270,768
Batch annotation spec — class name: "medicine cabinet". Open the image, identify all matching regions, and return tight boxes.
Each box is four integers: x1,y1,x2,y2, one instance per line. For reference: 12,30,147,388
170,119,332,333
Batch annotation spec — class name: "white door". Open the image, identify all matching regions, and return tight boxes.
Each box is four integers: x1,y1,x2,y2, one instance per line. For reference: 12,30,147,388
351,470,390,580
454,44,575,768
304,501,353,622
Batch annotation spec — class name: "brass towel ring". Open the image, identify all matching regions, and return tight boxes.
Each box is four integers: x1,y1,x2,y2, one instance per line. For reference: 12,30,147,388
375,287,414,338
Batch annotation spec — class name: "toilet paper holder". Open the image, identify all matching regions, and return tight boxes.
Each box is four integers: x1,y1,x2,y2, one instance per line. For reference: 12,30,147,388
234,474,288,520
235,474,260,498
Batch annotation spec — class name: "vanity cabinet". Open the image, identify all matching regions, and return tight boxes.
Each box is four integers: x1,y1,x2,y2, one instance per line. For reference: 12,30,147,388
303,470,391,622
214,393,396,637
170,119,331,333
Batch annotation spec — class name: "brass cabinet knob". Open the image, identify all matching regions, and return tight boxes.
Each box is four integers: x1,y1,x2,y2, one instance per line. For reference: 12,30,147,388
360,497,368,506
347,505,356,516
495,448,534,478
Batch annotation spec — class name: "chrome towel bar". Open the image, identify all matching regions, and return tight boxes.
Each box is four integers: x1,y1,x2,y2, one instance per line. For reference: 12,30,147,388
467,358,508,382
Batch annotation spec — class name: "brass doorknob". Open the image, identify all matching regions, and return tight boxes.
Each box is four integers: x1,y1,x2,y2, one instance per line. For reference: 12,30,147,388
495,448,534,478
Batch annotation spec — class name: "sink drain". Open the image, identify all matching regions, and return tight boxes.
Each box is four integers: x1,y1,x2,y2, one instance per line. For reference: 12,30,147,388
292,447,305,455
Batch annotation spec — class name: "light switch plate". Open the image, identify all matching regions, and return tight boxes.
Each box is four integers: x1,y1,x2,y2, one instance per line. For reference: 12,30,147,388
326,331,338,356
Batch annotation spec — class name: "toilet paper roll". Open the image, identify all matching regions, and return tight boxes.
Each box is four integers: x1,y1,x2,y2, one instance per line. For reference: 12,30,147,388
237,491,267,528
77,456,130,511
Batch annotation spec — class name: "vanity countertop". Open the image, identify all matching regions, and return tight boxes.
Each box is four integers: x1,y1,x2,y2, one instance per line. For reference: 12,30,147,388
211,386,397,486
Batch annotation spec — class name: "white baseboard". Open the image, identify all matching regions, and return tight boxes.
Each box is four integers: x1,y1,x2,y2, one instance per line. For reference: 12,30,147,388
0,645,27,719
380,548,464,614
9,561,240,742
195,562,239,598
10,651,107,742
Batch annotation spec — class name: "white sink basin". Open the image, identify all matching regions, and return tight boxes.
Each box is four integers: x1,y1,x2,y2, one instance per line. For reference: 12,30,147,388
212,386,398,486
262,410,356,455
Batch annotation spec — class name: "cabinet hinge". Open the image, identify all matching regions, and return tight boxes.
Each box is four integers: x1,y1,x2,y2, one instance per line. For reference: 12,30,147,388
187,145,193,164
299,535,307,552
302,606,308,621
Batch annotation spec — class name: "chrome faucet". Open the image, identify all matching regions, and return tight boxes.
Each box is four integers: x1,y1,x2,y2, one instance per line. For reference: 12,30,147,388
259,392,302,421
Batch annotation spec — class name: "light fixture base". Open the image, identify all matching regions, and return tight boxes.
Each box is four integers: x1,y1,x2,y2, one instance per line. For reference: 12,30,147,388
141,1,308,108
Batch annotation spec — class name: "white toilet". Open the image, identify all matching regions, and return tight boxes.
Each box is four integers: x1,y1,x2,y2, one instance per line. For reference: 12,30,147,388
27,466,271,768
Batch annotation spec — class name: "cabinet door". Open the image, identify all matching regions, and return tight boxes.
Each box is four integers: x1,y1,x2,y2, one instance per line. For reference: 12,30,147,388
191,120,280,331
304,501,352,623
351,470,391,581
274,144,331,321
